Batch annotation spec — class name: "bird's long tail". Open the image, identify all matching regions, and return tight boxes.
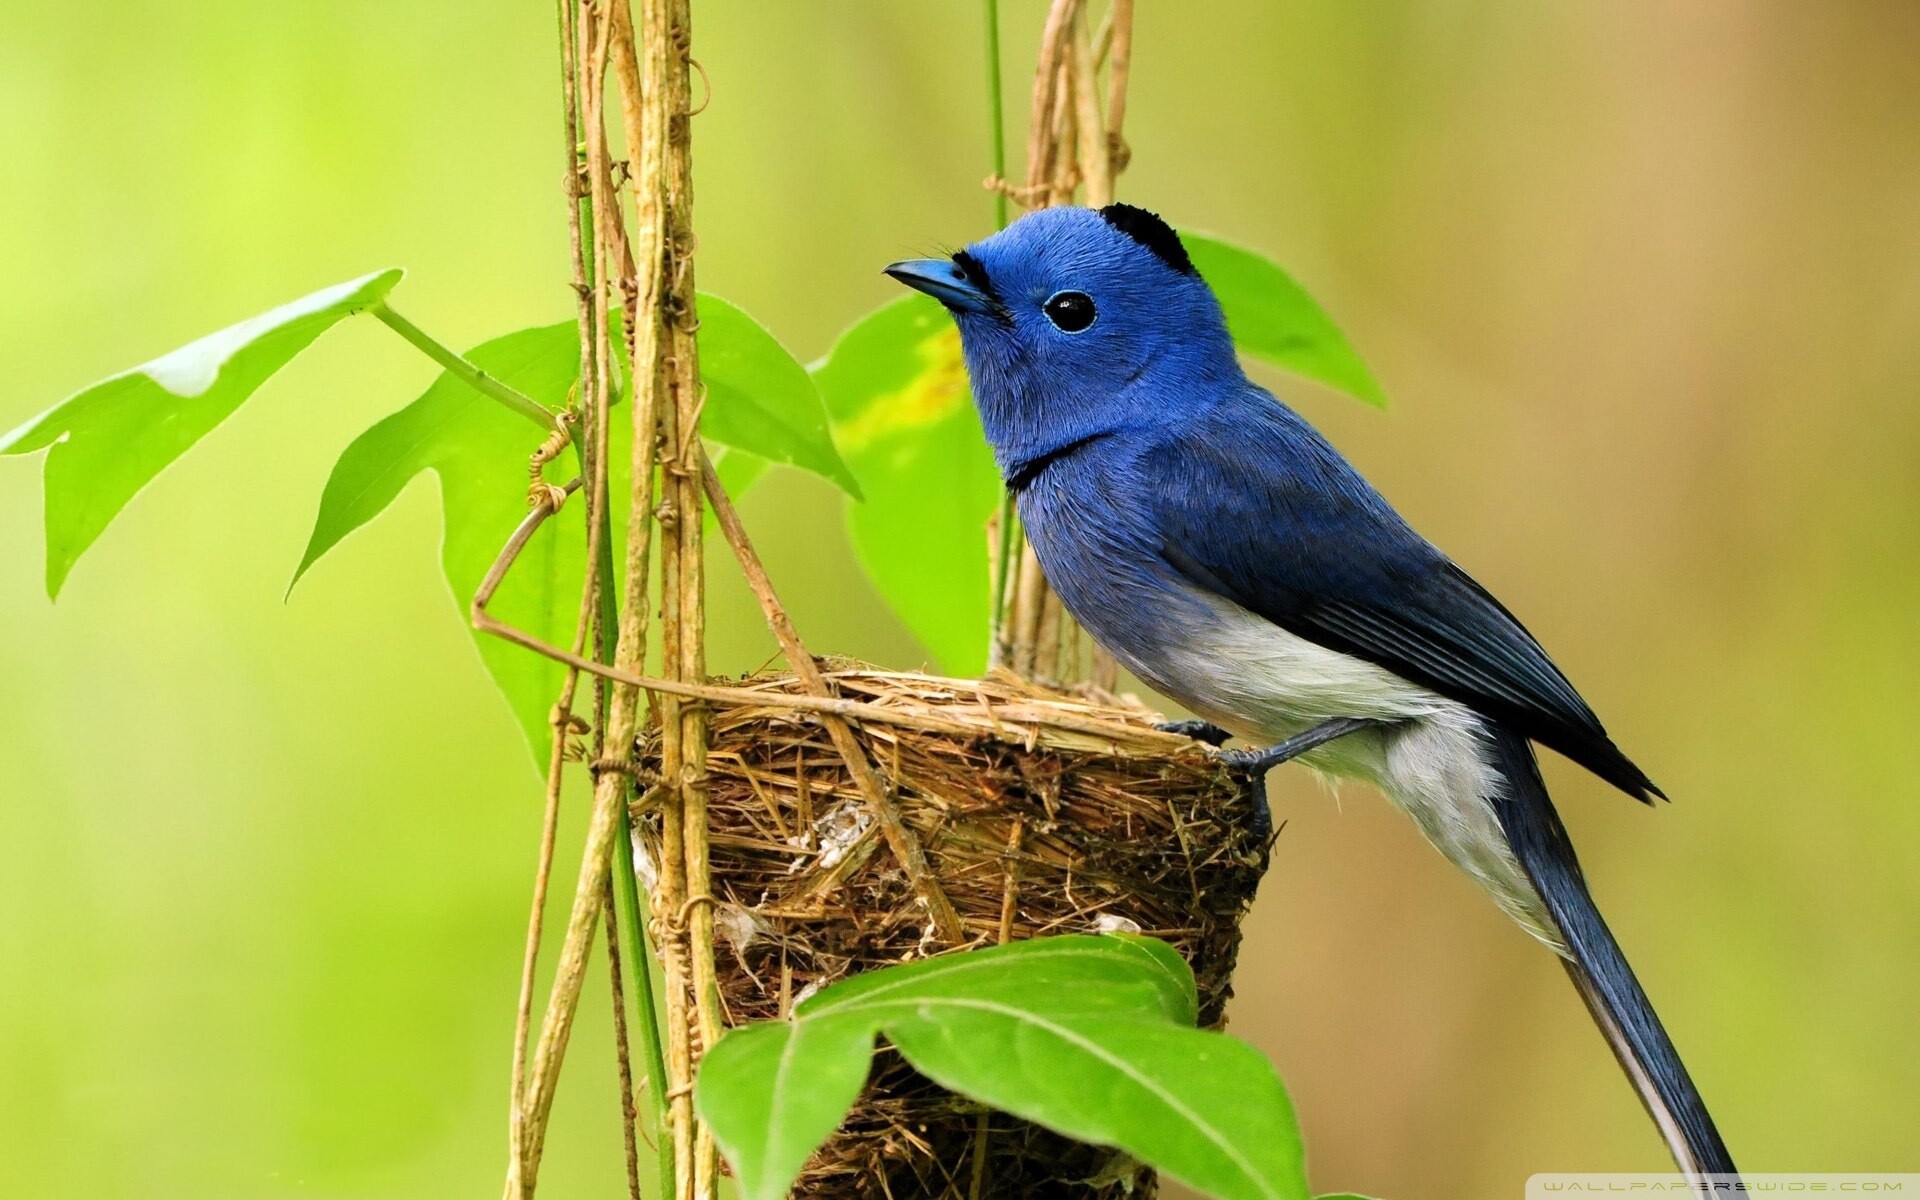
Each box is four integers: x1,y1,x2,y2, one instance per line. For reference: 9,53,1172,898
1485,723,1738,1187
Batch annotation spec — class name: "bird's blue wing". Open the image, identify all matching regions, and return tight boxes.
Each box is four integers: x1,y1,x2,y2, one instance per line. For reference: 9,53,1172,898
1141,394,1661,801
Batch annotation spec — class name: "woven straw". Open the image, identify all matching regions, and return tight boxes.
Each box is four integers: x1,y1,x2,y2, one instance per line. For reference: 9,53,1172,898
635,666,1268,1199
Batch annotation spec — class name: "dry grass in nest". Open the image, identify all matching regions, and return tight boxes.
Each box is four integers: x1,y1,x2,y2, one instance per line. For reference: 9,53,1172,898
634,665,1270,1200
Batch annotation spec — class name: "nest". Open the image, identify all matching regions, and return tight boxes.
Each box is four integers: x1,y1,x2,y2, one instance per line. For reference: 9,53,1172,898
634,666,1270,1199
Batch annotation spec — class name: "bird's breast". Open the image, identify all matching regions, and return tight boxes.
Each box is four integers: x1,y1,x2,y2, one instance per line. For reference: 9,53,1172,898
1129,588,1453,775
1130,589,1556,944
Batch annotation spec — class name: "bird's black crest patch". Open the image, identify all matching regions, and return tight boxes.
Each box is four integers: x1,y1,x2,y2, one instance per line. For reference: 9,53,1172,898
1098,203,1195,276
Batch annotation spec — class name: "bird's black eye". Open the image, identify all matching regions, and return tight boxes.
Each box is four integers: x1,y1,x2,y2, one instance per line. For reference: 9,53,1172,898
1042,290,1097,333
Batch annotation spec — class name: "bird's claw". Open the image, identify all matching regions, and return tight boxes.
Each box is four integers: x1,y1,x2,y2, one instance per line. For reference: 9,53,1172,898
1214,746,1271,772
1161,717,1379,844
1213,717,1383,841
1154,719,1272,836
1241,775,1274,842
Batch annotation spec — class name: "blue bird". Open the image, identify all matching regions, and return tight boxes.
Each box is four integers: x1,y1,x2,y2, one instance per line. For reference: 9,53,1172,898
887,204,1736,1184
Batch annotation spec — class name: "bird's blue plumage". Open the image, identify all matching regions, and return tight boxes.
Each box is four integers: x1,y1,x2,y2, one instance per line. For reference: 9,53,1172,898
886,202,1734,1180
914,206,1659,800
1137,393,1662,802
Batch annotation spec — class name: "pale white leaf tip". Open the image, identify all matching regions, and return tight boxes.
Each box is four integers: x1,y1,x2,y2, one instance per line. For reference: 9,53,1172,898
140,271,393,398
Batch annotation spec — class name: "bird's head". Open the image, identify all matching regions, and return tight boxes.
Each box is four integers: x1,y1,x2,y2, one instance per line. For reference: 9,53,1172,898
886,204,1241,480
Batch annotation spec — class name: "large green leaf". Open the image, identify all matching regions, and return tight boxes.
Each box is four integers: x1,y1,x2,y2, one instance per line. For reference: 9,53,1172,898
1185,233,1387,409
696,935,1309,1200
698,294,860,497
292,320,595,762
812,295,1000,674
1,269,403,596
293,298,821,767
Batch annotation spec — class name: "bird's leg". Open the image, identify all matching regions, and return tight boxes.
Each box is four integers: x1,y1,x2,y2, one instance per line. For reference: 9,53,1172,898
1161,716,1379,840
1215,716,1379,774
1154,718,1234,746
1215,716,1382,841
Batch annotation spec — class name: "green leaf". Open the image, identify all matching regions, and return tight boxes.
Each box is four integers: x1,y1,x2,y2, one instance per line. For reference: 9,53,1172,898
1,269,403,597
293,311,786,769
1184,233,1388,409
292,320,596,763
893,1014,1302,1200
690,1012,878,1200
812,295,1001,674
798,931,1196,1025
696,935,1309,1200
698,294,861,497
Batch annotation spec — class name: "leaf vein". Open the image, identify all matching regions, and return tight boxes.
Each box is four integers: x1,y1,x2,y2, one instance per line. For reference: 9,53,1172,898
887,997,1279,1200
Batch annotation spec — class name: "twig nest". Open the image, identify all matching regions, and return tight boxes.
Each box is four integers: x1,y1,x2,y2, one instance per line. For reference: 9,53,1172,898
635,666,1269,1199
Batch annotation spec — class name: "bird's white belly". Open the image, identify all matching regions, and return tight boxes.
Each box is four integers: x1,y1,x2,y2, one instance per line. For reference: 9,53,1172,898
1138,590,1561,948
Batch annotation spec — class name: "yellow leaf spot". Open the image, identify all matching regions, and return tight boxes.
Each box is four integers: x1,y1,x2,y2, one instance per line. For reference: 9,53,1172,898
834,328,968,455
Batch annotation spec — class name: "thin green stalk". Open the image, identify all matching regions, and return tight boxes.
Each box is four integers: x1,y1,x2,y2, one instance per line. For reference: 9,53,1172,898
983,0,1022,645
585,441,675,1181
983,0,1009,232
991,502,1020,654
371,303,561,433
613,803,669,1147
571,134,672,1180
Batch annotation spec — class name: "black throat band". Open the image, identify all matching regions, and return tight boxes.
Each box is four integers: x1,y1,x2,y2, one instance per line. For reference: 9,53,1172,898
1005,431,1111,495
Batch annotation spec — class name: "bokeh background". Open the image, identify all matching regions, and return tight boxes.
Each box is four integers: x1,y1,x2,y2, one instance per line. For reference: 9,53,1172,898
4,3,1917,1197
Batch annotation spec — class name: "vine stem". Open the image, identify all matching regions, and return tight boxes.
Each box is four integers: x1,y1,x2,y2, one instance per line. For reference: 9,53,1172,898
997,0,1136,684
601,876,644,1200
508,0,680,1191
652,6,725,1193
983,0,1022,660
983,0,1009,233
606,0,677,1184
699,452,965,944
571,5,657,1193
503,3,595,1190
370,303,561,433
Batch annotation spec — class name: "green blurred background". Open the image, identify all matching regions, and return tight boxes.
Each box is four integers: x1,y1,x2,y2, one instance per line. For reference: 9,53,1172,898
4,3,1917,1196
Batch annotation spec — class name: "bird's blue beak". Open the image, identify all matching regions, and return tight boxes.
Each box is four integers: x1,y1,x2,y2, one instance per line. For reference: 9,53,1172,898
883,257,998,316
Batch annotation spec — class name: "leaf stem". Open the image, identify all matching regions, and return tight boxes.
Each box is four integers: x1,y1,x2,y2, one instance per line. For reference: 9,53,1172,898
372,303,562,433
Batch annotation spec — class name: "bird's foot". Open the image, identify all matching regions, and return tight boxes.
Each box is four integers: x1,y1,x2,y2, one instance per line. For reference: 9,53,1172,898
1212,717,1380,843
1155,719,1273,835
1214,716,1381,774
1154,718,1234,747
1163,717,1380,842
1242,775,1275,842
